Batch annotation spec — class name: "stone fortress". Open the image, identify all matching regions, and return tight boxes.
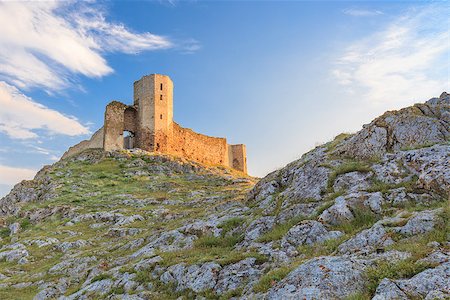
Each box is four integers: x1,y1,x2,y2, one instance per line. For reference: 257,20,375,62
63,74,247,173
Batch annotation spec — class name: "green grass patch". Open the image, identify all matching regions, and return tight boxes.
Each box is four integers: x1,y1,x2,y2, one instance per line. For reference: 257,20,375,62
365,259,432,296
194,234,243,248
325,133,352,152
217,217,244,235
326,161,372,194
333,205,380,235
297,235,346,258
345,292,371,300
256,215,306,243
365,176,419,194
253,266,292,293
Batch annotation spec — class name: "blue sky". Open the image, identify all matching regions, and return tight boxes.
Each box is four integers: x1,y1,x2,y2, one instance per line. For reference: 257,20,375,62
0,1,449,197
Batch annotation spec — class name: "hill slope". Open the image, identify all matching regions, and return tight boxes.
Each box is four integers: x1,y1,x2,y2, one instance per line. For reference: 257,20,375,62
0,93,449,299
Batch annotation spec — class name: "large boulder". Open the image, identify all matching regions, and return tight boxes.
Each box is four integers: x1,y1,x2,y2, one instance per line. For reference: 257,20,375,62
267,256,367,299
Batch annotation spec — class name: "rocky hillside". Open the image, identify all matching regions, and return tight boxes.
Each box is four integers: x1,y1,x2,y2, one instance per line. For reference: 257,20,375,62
0,92,448,300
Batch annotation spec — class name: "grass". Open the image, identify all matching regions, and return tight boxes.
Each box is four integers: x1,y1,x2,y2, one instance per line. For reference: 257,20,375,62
333,205,380,235
400,141,440,151
252,265,293,293
326,160,372,194
217,217,244,235
365,175,419,194
365,259,432,296
325,133,352,152
194,234,243,248
297,235,346,258
364,204,449,297
256,215,306,243
0,285,38,300
345,292,371,300
0,149,256,299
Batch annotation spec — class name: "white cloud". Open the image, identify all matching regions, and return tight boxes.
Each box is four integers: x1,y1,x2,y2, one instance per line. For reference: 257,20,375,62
0,165,37,186
0,81,90,139
343,8,383,17
0,1,173,91
334,5,449,107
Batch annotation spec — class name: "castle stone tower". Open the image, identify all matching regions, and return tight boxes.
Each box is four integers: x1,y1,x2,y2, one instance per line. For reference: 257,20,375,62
133,74,174,152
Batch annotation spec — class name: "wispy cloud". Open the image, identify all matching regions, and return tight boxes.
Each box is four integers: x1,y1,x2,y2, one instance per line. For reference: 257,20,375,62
0,165,36,186
0,1,173,92
333,5,449,106
343,8,383,17
0,81,90,139
0,1,181,141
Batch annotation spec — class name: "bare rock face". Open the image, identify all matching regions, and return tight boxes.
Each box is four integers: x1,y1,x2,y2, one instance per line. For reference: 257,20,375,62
267,256,367,299
333,92,450,159
160,262,221,292
372,262,450,299
337,223,393,254
281,220,343,252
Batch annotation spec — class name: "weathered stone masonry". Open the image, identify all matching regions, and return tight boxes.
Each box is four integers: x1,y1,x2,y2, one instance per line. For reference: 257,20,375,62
63,74,247,173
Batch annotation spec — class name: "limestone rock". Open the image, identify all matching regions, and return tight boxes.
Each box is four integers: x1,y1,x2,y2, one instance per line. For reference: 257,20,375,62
243,216,275,243
372,278,409,300
338,223,393,254
281,220,343,255
333,171,372,193
160,262,221,292
131,230,196,259
372,262,450,299
214,258,262,294
393,209,440,236
333,92,450,159
54,240,87,253
267,256,367,299
9,222,20,236
318,196,354,225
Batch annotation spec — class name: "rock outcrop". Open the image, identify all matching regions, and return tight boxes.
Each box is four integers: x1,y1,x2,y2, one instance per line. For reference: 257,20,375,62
0,93,448,299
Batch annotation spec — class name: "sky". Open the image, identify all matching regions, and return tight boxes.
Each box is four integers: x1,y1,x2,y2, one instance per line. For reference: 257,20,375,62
0,1,449,197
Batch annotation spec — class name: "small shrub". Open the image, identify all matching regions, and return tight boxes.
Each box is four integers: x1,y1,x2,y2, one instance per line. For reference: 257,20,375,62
334,205,379,235
20,218,32,230
110,286,125,295
135,270,150,283
218,217,244,235
325,133,352,152
253,266,292,293
0,227,10,238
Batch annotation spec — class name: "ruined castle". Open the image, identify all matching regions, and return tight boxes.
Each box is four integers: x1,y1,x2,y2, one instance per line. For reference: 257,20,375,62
63,74,247,173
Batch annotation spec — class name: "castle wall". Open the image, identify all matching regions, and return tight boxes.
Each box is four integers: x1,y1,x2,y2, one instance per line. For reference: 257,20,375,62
124,107,138,133
63,74,248,173
170,122,228,166
228,144,247,173
103,101,129,151
61,127,104,160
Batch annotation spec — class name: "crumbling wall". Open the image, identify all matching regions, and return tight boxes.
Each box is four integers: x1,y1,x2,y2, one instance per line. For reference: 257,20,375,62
61,127,104,160
103,101,129,151
124,107,138,133
228,144,247,173
170,122,228,166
